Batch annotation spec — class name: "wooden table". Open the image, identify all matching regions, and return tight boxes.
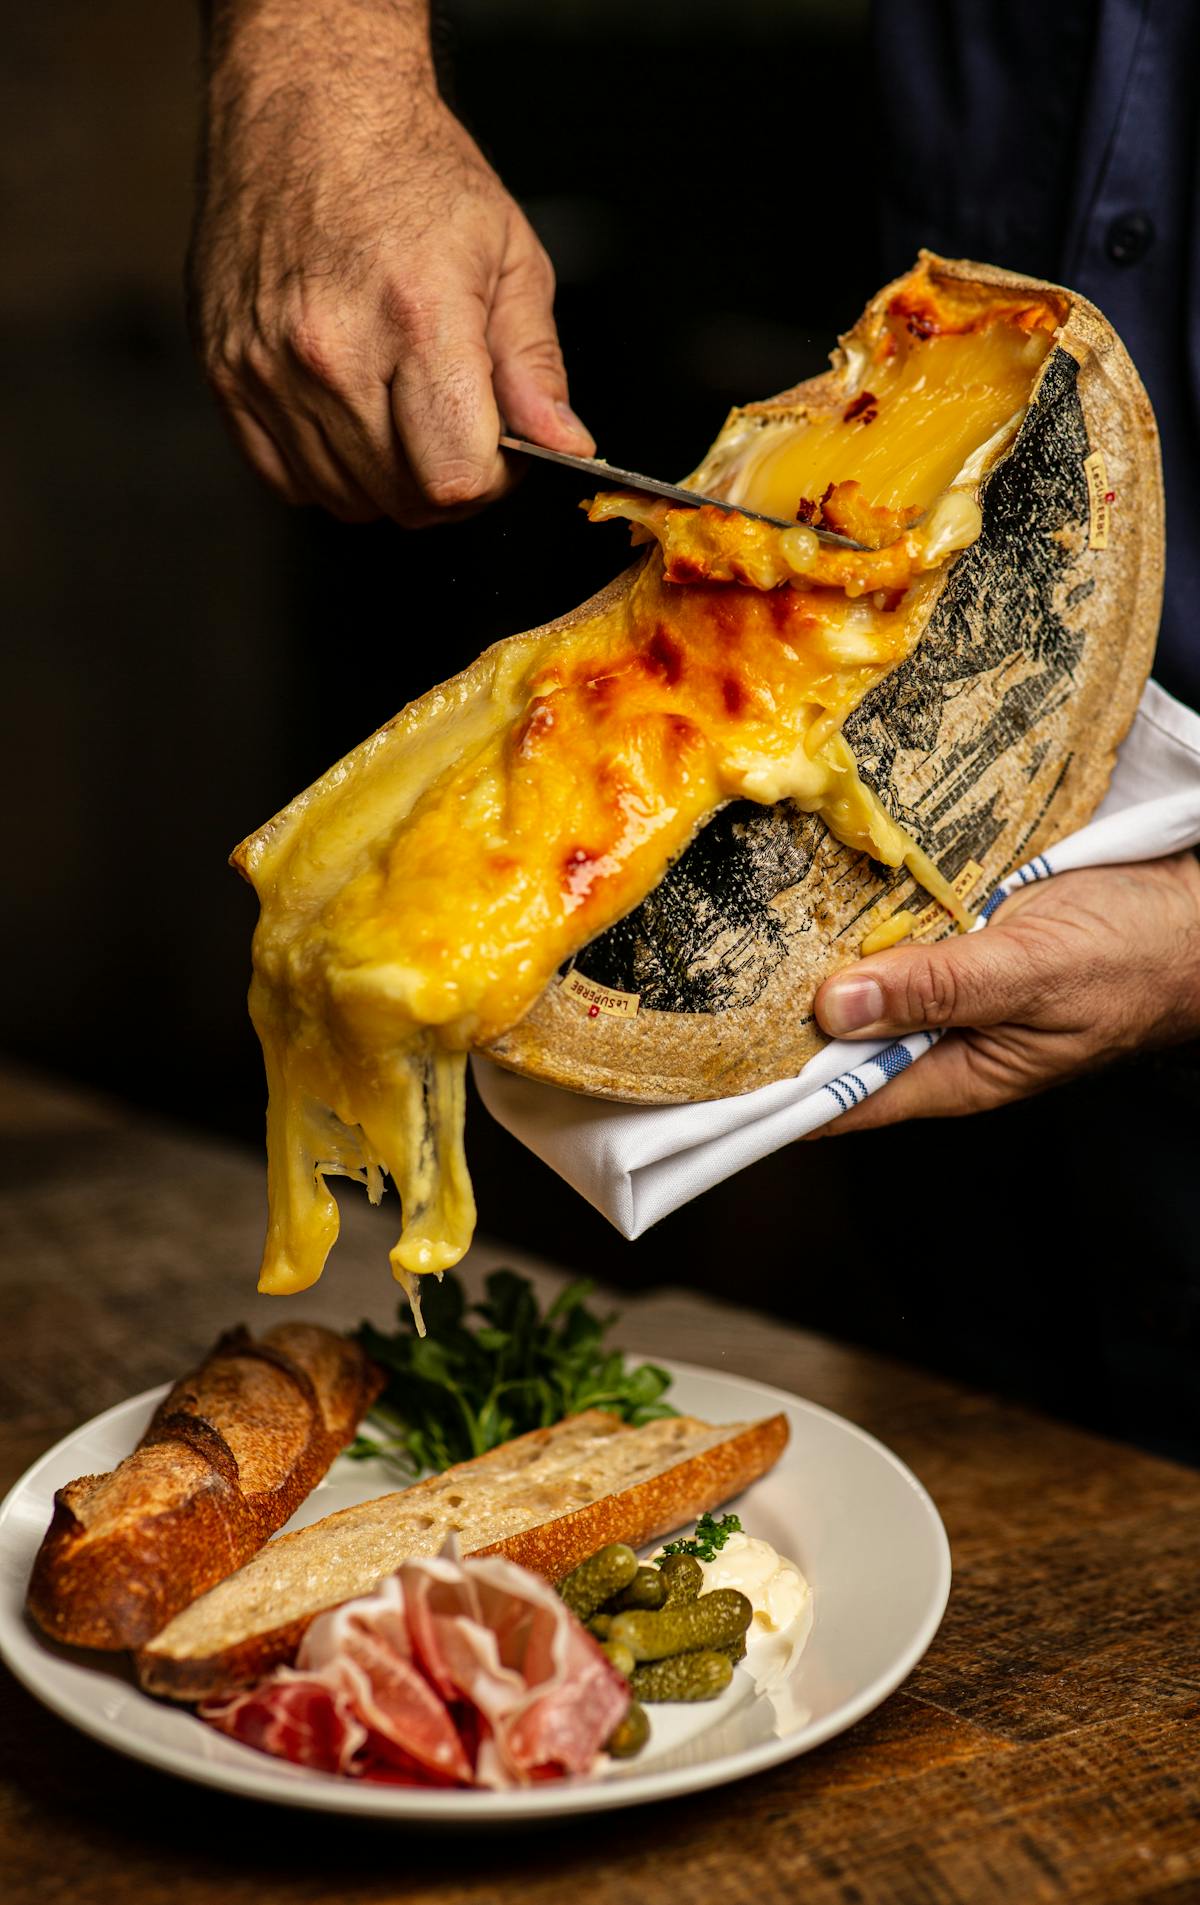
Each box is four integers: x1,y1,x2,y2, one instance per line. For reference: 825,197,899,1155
1,1065,1197,1904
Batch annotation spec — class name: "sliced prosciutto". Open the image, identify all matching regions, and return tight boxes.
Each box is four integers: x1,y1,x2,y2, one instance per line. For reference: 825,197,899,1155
200,1543,630,1788
201,1671,365,1777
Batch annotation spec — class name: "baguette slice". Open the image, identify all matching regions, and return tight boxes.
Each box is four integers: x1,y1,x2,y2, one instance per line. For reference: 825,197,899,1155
27,1323,382,1650
136,1407,789,1701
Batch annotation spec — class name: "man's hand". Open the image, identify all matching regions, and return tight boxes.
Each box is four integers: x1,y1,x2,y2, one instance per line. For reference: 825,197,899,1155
813,853,1200,1131
192,2,593,524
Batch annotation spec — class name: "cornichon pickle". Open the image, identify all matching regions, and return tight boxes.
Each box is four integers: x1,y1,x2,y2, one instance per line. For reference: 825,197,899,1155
559,1544,638,1620
609,1588,753,1662
601,1639,636,1679
606,1566,668,1613
606,1701,650,1757
587,1612,614,1640
657,1553,703,1608
718,1634,748,1664
630,1651,733,1703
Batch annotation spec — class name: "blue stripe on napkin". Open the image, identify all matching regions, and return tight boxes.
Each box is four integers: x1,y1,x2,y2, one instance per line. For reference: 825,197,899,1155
816,848,1061,1121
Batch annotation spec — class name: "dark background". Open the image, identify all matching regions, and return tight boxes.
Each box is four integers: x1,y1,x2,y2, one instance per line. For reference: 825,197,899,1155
3,0,1195,1458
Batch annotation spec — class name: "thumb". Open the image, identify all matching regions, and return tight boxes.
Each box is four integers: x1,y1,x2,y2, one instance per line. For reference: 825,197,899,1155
387,274,507,509
487,242,594,455
816,929,1036,1040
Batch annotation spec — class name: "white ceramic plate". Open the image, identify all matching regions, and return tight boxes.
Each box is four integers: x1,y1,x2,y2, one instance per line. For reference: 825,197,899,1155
0,1360,949,1821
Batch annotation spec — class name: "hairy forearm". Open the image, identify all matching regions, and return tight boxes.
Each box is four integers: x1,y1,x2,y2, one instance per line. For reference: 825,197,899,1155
200,1,436,95
195,0,446,269
201,1,432,46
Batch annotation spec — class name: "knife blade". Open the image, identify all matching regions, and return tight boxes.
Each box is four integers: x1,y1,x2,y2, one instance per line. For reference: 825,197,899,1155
498,436,863,549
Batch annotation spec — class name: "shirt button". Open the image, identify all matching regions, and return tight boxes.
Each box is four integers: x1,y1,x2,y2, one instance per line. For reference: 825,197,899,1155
1105,211,1155,265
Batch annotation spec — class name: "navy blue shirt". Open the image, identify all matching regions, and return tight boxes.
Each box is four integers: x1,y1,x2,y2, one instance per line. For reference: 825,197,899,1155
872,1,1200,709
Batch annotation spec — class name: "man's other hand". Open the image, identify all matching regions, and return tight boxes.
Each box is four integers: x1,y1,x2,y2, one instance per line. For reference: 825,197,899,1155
191,3,593,524
812,853,1200,1130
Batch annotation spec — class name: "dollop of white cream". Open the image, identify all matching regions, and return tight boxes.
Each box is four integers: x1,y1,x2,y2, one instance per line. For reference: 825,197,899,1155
694,1532,809,1637
652,1533,812,1695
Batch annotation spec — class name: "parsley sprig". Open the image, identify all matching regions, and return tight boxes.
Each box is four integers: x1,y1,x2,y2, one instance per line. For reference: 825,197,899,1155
657,1512,743,1562
348,1269,676,1476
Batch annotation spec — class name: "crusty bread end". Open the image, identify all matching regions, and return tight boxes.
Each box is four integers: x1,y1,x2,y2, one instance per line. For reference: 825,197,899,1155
27,1324,382,1650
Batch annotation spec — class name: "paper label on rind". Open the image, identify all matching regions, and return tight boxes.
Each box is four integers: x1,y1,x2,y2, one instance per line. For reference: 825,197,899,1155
1083,449,1110,551
560,970,641,1019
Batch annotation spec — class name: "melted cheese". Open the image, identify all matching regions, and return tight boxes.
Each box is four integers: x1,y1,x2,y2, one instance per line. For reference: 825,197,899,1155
701,270,1059,525
860,910,918,955
235,263,1060,1313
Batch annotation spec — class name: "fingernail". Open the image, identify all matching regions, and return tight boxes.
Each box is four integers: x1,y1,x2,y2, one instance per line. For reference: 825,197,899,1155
822,977,884,1037
554,400,592,442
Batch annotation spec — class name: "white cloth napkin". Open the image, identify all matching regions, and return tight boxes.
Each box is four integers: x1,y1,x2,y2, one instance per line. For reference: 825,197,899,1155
473,680,1200,1240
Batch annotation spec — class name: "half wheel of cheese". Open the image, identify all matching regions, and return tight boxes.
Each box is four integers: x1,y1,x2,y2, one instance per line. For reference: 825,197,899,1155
485,253,1163,1103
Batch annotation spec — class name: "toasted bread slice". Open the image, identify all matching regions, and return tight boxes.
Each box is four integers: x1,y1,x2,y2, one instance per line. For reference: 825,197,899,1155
136,1408,788,1700
27,1324,382,1650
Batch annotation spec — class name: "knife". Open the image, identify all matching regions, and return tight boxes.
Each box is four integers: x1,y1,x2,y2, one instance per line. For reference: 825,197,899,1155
498,436,863,549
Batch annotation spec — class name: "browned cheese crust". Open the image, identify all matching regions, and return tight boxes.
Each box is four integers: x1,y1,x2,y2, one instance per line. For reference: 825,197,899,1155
26,1323,383,1650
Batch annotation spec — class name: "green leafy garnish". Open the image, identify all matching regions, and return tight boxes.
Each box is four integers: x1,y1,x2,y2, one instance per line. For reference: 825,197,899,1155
657,1512,743,1562
348,1269,676,1476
